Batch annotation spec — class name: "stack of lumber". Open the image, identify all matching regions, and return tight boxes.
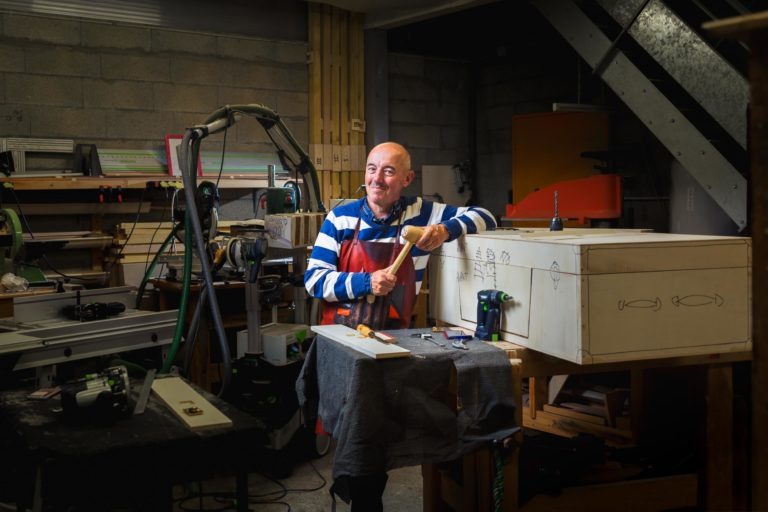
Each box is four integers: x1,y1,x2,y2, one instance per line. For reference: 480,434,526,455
524,376,633,446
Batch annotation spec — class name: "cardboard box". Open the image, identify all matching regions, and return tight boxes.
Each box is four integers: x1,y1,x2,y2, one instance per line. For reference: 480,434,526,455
430,229,751,364
265,213,324,249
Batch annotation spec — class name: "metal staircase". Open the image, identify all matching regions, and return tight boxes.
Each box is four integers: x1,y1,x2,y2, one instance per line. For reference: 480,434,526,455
533,0,751,231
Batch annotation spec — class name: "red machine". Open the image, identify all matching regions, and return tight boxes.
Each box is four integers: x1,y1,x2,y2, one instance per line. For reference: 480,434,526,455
505,174,622,225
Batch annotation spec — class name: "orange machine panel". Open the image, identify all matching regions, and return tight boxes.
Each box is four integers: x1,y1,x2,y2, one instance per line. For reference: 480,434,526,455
509,111,610,226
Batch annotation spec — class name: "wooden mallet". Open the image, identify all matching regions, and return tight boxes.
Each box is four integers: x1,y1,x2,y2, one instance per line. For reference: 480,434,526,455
366,225,425,303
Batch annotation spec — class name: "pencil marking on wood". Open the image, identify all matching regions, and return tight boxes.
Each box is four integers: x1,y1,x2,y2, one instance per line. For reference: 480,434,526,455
671,293,724,307
617,297,662,311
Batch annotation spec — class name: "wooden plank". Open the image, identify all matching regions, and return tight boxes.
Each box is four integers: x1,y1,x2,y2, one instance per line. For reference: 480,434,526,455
749,31,768,512
528,376,547,420
341,145,351,171
352,170,364,196
705,364,733,511
702,11,768,37
312,324,411,359
353,12,365,147
348,12,360,148
543,404,605,425
5,202,151,215
526,409,633,443
339,10,349,149
308,3,322,147
519,474,698,512
322,144,333,172
502,342,752,379
330,7,341,148
331,169,342,199
332,145,342,171
322,169,332,209
321,4,332,160
151,376,232,431
341,170,350,198
113,243,184,255
547,374,568,403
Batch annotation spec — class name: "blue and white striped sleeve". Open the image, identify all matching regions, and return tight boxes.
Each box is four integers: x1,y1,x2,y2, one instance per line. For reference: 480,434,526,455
423,201,496,241
304,212,370,302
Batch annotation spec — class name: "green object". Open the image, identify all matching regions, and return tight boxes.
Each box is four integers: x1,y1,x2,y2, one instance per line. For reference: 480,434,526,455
0,208,46,284
266,187,297,214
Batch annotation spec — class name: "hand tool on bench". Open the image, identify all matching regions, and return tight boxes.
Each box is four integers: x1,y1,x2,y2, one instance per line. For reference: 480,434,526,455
411,332,446,348
357,323,397,344
366,224,425,304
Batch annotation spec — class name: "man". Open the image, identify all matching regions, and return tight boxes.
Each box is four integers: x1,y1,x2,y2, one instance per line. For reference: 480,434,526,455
305,141,497,332
303,141,497,511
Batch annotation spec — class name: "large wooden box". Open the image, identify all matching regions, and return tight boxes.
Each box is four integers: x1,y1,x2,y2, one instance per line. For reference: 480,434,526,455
430,229,752,364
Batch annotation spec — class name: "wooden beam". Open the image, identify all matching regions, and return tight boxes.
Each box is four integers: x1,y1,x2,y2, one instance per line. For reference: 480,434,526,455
519,474,698,512
751,29,768,512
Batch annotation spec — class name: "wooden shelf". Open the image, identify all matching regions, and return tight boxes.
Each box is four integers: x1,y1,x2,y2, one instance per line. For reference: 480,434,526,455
0,175,287,191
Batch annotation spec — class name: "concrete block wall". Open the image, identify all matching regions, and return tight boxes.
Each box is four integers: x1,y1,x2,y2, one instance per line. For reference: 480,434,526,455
0,11,309,155
0,11,310,231
388,53,470,198
0,9,312,276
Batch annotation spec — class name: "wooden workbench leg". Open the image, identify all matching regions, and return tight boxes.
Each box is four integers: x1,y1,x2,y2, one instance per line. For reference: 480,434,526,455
504,358,522,512
422,463,444,512
705,364,733,511
630,368,645,444
477,448,492,512
528,376,548,420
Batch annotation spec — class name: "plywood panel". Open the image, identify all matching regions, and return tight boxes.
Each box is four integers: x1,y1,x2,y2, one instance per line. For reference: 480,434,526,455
587,268,751,357
430,230,752,364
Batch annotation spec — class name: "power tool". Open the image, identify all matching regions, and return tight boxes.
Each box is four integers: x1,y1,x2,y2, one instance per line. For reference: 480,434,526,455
60,365,131,419
475,289,513,341
61,301,126,321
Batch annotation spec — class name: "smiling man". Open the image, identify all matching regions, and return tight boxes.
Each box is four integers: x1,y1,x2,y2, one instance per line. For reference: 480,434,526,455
305,141,497,331
303,141,497,511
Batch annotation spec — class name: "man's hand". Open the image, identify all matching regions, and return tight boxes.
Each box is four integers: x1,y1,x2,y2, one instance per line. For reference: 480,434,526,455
370,269,397,296
415,223,449,252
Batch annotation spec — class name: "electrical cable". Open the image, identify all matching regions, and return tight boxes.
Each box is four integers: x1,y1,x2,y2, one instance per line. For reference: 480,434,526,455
182,284,207,376
134,228,177,308
214,125,228,190
160,207,193,375
142,196,173,281
102,187,147,281
173,459,326,511
177,128,232,394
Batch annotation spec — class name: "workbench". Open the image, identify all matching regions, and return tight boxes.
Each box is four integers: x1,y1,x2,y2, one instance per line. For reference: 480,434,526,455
296,328,520,505
422,341,751,512
508,344,751,512
0,375,266,511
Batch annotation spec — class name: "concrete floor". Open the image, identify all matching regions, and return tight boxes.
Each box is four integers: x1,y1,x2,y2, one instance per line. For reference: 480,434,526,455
173,443,424,511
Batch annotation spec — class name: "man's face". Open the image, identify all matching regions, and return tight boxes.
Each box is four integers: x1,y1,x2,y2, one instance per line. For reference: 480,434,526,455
365,144,414,211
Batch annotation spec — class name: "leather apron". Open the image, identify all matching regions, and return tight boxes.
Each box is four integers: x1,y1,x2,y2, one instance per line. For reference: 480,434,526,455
321,212,417,331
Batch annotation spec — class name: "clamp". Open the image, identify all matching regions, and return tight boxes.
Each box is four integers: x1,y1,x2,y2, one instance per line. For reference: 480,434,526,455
451,339,469,350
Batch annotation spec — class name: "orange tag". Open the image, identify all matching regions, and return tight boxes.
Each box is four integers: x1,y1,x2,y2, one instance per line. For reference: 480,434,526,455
336,308,350,317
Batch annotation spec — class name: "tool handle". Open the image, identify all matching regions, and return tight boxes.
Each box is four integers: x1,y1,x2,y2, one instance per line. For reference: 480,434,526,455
365,236,416,303
356,324,374,338
389,240,414,275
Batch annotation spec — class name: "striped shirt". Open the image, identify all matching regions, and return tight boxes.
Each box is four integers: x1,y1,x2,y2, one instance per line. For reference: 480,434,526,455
305,196,496,302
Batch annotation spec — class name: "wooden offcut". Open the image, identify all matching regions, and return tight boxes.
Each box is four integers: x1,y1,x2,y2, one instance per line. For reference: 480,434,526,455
151,376,232,431
311,324,411,359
